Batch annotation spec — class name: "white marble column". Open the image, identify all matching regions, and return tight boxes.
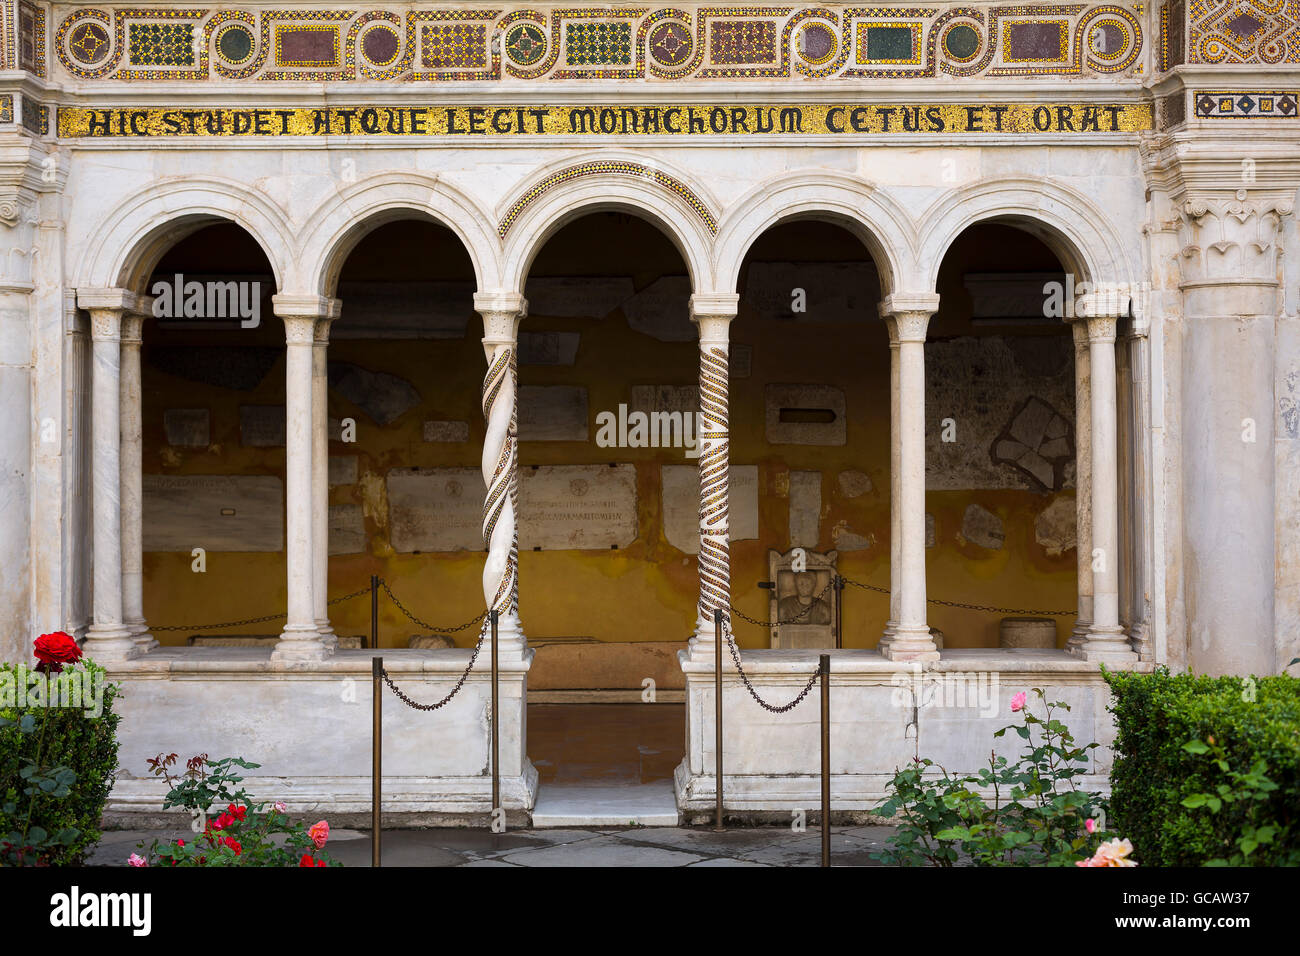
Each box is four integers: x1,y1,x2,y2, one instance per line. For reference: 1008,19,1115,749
312,309,339,650
78,290,145,661
119,307,156,652
688,293,739,661
1069,309,1137,662
475,292,528,658
272,296,335,663
1067,320,1094,651
880,295,940,661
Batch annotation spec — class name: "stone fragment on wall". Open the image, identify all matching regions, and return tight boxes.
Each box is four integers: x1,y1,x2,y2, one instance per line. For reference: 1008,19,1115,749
926,336,1074,491
328,455,358,486
143,475,283,551
519,385,587,440
519,464,638,549
959,504,1005,550
423,420,469,443
622,275,695,341
1034,496,1077,557
789,471,822,547
147,346,279,391
519,331,580,365
661,464,758,553
992,396,1074,491
329,504,366,554
163,408,210,447
525,277,634,317
831,521,874,551
328,362,421,426
765,384,846,445
240,405,285,446
387,467,484,552
629,384,698,415
836,469,872,498
333,280,472,339
742,261,879,322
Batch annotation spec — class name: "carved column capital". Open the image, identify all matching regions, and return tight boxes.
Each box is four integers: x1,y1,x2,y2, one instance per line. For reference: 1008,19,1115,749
1176,190,1292,288
476,292,527,344
271,293,341,321
1085,314,1119,345
880,293,939,344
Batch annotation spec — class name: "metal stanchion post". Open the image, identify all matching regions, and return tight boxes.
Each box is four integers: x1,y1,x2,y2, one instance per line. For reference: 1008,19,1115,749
820,653,830,867
372,655,382,868
491,609,500,823
834,575,844,649
370,575,379,650
714,608,724,832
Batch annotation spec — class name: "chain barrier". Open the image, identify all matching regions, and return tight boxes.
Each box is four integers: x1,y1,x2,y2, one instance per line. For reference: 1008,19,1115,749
838,575,1076,617
720,619,821,714
380,579,488,634
150,584,372,632
380,618,489,712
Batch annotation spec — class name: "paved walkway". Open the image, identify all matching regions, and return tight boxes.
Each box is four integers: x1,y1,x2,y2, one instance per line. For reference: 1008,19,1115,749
90,824,895,867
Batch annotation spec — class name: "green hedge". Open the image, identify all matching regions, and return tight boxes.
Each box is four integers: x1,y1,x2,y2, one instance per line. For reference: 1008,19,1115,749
0,661,121,865
1104,668,1299,866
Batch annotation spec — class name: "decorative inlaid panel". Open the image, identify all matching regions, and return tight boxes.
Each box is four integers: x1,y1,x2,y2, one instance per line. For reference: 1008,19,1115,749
1187,0,1300,64
19,1,47,77
47,3,1154,81
1193,89,1298,117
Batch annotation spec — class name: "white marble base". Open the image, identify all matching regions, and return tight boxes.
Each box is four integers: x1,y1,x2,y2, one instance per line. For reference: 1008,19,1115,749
675,648,1145,813
102,649,537,816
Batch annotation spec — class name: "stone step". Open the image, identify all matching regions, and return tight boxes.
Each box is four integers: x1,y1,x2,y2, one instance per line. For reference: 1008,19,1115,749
531,781,679,828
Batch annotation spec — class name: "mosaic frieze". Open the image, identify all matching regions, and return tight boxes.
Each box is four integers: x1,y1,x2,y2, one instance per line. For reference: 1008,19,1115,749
1193,89,1299,117
1185,0,1300,64
58,101,1154,141
49,3,1151,81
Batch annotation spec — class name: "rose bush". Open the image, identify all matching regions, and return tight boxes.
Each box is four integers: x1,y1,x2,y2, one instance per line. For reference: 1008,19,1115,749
137,754,340,868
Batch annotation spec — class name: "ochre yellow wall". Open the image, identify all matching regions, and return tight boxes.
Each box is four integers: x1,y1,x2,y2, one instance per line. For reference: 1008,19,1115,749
138,218,1077,658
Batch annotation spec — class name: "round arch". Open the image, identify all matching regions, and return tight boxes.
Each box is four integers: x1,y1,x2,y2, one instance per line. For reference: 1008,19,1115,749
916,177,1138,293
299,172,500,297
497,153,718,295
75,178,293,293
713,170,918,299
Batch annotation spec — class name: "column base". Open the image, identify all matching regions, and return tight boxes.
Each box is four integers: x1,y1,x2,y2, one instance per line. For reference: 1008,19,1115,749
127,621,158,653
686,613,731,663
271,625,334,662
315,621,338,652
483,612,529,662
83,625,141,662
879,625,939,662
1065,625,1139,663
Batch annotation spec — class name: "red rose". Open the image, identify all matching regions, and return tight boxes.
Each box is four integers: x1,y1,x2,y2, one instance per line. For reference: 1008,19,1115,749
33,632,83,674
221,836,242,856
298,854,316,867
226,803,247,822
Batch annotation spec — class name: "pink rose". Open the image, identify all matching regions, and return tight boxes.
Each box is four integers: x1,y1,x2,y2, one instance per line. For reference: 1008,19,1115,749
273,801,287,813
1010,692,1027,713
128,853,147,867
1086,817,1097,834
308,820,329,849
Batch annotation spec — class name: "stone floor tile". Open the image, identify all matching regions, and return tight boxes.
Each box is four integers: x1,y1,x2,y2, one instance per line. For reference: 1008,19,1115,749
499,833,704,867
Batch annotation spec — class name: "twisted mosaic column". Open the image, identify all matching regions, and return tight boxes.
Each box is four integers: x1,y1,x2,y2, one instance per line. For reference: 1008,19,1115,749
690,295,738,659
477,293,527,654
